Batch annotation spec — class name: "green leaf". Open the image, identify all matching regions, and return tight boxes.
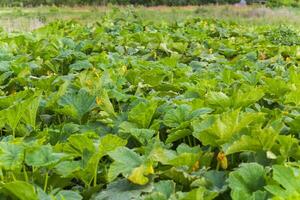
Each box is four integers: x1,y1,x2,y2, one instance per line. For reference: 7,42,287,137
264,78,289,97
0,90,30,109
232,87,265,108
128,100,157,128
228,163,267,200
265,165,300,198
223,127,278,155
166,129,192,144
144,193,166,200
4,181,38,200
205,91,231,108
0,142,24,170
98,134,127,156
203,170,228,192
4,102,25,135
55,190,83,200
69,60,93,72
144,180,175,200
72,134,127,185
275,135,300,162
152,180,175,198
108,147,143,182
178,187,218,200
163,105,192,127
63,133,95,158
285,89,300,106
22,93,41,129
58,89,96,122
193,110,261,146
54,160,81,178
119,121,156,145
25,145,66,167
92,178,153,200
96,89,116,117
45,81,69,108
167,153,200,168
149,146,177,165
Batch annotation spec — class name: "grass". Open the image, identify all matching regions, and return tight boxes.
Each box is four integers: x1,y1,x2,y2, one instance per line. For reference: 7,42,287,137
0,5,300,32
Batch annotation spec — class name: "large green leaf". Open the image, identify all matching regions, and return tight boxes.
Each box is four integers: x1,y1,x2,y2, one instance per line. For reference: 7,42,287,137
63,133,95,159
119,121,155,145
69,60,93,72
192,110,261,146
92,179,153,200
54,160,81,178
107,147,143,182
232,87,265,108
163,105,192,128
177,187,218,200
58,89,96,122
143,180,175,200
205,91,231,108
4,101,25,136
228,163,267,200
55,190,83,200
265,165,300,199
128,100,157,128
22,93,41,129
166,128,192,144
0,142,24,170
98,134,127,156
223,126,278,155
25,145,66,167
4,181,38,200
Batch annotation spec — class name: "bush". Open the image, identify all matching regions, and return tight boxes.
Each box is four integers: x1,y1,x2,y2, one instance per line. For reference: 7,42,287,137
267,0,300,7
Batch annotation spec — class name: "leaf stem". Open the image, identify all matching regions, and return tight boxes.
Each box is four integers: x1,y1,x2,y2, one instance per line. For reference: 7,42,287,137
10,171,16,181
187,135,192,146
44,171,49,192
23,165,28,182
93,161,98,187
0,168,4,181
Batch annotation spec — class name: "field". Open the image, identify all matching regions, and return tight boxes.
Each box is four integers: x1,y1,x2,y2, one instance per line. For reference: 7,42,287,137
0,5,299,200
1,5,300,31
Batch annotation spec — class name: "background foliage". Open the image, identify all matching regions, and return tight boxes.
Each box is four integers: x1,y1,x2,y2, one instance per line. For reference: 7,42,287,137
0,0,299,7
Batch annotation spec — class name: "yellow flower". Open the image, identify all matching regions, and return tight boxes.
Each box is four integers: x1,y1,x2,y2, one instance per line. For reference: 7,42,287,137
96,97,102,105
86,80,92,86
217,152,228,170
192,160,200,172
121,65,127,74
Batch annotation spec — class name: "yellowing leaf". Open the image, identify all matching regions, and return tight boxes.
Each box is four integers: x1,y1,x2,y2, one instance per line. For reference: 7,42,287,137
128,165,151,185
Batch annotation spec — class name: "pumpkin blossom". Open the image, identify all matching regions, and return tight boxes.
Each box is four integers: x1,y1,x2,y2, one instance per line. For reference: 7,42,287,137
217,152,228,170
